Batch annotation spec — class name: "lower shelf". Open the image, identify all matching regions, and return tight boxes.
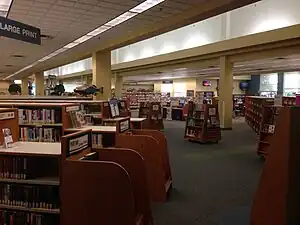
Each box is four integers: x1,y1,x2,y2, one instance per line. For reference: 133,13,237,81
0,204,60,214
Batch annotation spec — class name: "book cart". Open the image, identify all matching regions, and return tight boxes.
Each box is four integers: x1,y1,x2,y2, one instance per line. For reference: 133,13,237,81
64,116,172,202
184,102,221,143
0,102,80,143
245,96,274,134
61,129,153,225
250,106,300,225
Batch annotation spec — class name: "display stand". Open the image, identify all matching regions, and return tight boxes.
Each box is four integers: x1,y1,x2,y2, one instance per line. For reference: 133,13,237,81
139,102,163,130
251,106,300,225
61,129,153,225
184,103,221,143
115,121,172,202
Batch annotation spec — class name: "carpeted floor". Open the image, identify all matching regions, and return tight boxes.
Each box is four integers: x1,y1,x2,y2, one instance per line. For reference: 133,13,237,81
152,119,263,225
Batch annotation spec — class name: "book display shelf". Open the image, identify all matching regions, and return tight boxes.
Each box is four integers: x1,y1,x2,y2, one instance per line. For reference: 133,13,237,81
233,94,245,117
257,105,282,159
0,103,80,143
184,102,221,143
195,91,214,104
61,129,153,225
245,96,274,134
122,91,161,109
139,102,163,130
251,106,300,225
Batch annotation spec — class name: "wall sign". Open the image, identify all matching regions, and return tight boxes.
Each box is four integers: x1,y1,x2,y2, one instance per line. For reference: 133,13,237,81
0,16,41,45
0,111,14,120
69,134,89,155
162,80,173,84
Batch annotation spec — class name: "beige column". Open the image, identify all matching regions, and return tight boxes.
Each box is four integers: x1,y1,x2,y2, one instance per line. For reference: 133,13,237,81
21,77,29,95
92,50,111,100
115,75,123,98
34,72,44,96
219,56,233,129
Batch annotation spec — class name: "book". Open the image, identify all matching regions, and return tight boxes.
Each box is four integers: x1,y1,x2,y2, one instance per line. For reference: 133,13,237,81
2,128,13,148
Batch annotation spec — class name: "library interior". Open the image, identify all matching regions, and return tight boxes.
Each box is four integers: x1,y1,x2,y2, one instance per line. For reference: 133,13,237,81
0,0,300,224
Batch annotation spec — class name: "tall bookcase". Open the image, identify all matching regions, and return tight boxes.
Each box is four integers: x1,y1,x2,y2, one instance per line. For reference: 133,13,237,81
184,102,221,143
0,103,79,143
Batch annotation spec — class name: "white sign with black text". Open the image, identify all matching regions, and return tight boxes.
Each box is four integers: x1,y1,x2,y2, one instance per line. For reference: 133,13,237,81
120,120,129,133
69,134,89,154
0,112,15,120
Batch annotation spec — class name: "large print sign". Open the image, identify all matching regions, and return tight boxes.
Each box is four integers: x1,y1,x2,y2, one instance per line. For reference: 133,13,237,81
0,16,41,45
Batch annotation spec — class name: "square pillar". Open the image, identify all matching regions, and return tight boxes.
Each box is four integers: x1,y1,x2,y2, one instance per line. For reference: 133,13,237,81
92,50,111,100
21,77,29,95
34,72,44,96
115,75,123,98
219,56,233,129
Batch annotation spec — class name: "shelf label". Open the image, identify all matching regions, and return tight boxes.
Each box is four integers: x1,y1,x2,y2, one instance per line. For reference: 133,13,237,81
0,111,15,120
119,120,129,133
66,105,80,112
69,134,89,155
0,16,41,45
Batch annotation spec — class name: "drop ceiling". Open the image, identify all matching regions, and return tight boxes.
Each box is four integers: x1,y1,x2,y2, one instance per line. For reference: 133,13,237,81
0,0,260,80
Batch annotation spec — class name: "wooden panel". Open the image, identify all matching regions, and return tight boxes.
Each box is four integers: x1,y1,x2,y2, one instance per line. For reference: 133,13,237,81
0,108,19,145
95,148,153,225
115,134,168,202
251,107,300,225
61,160,136,225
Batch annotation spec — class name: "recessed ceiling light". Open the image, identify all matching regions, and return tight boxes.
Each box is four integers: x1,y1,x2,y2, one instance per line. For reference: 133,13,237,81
86,25,112,36
105,11,137,27
74,35,94,43
130,0,165,13
64,42,79,49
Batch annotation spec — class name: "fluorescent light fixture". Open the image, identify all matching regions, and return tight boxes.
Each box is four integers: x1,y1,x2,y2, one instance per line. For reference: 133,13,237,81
74,35,93,43
130,0,164,13
105,11,137,27
0,0,12,17
5,0,166,80
87,25,112,36
64,42,79,49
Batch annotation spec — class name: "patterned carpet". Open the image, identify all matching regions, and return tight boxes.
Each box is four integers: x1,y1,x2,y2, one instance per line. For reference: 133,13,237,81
152,119,263,225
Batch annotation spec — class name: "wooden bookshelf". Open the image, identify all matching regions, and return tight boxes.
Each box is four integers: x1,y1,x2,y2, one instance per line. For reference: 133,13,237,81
257,105,282,159
245,96,274,134
251,106,300,225
0,141,61,224
0,102,79,143
282,96,296,106
184,102,221,143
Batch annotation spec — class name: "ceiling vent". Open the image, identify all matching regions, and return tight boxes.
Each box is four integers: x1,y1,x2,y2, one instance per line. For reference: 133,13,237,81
41,34,54,40
11,54,25,58
275,57,287,60
4,65,13,67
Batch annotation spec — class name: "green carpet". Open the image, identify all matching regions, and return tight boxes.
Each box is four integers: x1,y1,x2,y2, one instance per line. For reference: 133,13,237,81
152,119,263,225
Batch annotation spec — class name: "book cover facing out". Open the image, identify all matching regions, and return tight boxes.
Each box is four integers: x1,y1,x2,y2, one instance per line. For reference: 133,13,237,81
2,128,13,148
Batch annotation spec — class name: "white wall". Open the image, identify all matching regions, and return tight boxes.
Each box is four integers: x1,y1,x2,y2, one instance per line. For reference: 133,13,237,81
112,0,300,64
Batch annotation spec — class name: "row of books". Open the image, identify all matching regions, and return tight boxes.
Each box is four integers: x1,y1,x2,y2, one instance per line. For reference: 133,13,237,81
186,129,201,138
20,128,61,143
0,184,59,210
0,210,58,225
187,118,203,127
0,157,28,180
18,109,61,125
92,134,103,148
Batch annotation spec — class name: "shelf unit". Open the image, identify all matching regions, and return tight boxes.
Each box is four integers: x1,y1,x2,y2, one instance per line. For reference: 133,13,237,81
233,94,245,117
0,102,79,143
282,96,296,106
257,105,282,158
245,96,274,134
0,142,61,224
195,91,214,104
184,102,221,143
139,102,163,130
